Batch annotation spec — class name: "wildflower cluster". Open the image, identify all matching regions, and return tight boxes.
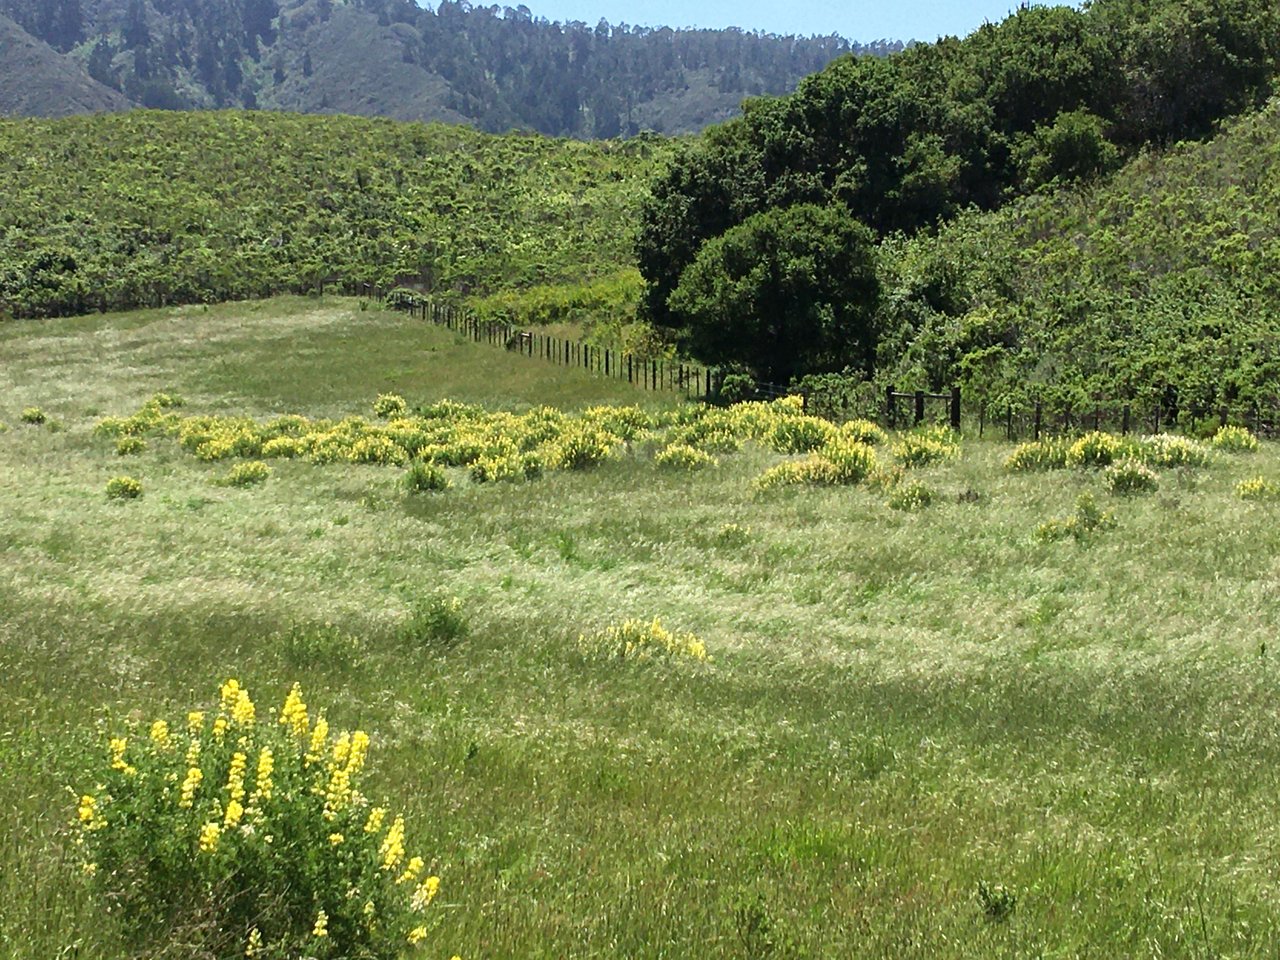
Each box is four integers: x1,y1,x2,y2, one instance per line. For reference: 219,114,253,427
1236,476,1280,500
1103,458,1159,495
74,680,444,959
1212,425,1259,453
578,617,710,663
20,406,46,424
655,443,717,470
1010,430,1213,474
887,480,935,511
105,475,143,500
217,460,272,487
891,424,961,468
1035,492,1117,542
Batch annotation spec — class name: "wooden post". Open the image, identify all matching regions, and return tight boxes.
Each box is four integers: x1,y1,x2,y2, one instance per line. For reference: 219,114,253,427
950,386,961,432
1006,404,1013,441
628,355,633,383
1034,400,1042,441
886,385,896,429
1122,405,1131,436
914,390,925,426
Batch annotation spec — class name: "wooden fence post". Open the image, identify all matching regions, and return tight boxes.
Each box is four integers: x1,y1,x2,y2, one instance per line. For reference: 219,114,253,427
1122,405,1131,436
914,390,925,426
886,385,896,428
950,386,961,432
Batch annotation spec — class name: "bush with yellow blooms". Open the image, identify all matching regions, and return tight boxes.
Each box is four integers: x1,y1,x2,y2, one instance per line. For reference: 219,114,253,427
74,680,444,959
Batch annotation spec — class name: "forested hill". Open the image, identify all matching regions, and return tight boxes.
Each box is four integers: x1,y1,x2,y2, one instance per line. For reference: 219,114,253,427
0,12,129,117
0,0,895,136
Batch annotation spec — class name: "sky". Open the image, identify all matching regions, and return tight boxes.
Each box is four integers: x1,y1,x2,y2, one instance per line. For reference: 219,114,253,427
505,1,1060,43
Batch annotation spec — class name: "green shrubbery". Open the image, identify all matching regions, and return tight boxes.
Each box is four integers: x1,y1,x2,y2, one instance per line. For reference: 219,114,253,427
1103,459,1159,495
106,476,143,499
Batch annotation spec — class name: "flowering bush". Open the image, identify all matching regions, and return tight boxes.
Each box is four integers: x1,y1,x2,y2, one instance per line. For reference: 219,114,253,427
892,426,960,468
1212,425,1259,453
578,618,709,663
888,480,934,511
1066,431,1122,468
816,437,877,484
1136,434,1212,468
115,435,147,456
20,406,46,425
74,680,443,959
219,461,272,487
404,462,450,493
766,415,836,454
1236,476,1280,500
1103,458,1159,495
1035,492,1117,542
655,443,717,470
373,393,408,419
1004,437,1072,472
105,475,143,499
837,418,888,446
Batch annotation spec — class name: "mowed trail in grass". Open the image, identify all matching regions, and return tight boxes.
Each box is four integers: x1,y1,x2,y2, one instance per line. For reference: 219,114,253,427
3,298,1280,958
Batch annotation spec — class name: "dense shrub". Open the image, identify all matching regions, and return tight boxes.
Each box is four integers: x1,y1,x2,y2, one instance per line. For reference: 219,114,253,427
74,680,444,958
888,480,935,511
1035,492,1117,542
1236,476,1280,500
219,461,272,487
655,444,717,470
1004,438,1072,471
403,463,450,493
1212,425,1259,452
1136,434,1212,468
400,597,469,647
106,476,143,499
892,427,960,468
115,436,147,456
20,406,46,425
1066,431,1122,468
1103,459,1159,495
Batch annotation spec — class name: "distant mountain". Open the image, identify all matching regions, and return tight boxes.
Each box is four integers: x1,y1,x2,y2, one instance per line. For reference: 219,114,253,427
0,12,129,117
0,0,900,136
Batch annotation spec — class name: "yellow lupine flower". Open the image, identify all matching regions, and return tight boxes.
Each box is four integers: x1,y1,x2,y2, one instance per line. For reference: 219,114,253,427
306,714,329,765
109,737,137,777
331,731,352,767
329,833,345,846
77,794,97,826
323,766,351,819
346,730,370,775
179,767,203,808
198,821,221,852
223,799,245,827
244,927,263,958
253,747,274,802
279,683,309,739
219,679,242,713
364,806,387,834
397,856,424,885
212,716,228,743
379,816,405,870
226,752,248,804
411,875,441,911
149,719,171,747
231,689,255,728
187,711,205,735
312,910,329,938
185,736,201,767
407,925,428,945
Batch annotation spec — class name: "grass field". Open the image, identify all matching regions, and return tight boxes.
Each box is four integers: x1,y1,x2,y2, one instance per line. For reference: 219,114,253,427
3,298,1280,958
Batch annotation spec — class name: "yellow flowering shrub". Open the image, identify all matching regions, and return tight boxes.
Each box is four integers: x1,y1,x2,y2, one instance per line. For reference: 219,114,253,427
1213,425,1259,453
1135,433,1212,468
1065,431,1123,468
1237,476,1280,500
1004,437,1072,472
893,426,961,468
74,680,444,959
888,479,935,511
578,617,710,663
654,443,717,470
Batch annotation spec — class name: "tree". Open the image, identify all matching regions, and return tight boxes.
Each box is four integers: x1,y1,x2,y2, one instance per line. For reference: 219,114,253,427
666,203,881,383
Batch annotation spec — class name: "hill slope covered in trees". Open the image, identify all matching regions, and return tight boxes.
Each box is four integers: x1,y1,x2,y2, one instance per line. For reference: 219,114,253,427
0,11,129,117
0,0,892,136
0,110,671,318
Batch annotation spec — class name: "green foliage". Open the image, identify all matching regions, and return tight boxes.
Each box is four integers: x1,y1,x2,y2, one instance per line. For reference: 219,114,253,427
766,415,836,454
1237,476,1280,500
892,426,960,469
105,475,142,499
0,111,671,319
400,596,469,648
1036,492,1117,542
666,204,880,383
74,681,442,958
1135,434,1212,468
114,435,146,456
19,406,45,425
717,374,757,405
372,394,407,420
403,462,450,494
1103,458,1159,495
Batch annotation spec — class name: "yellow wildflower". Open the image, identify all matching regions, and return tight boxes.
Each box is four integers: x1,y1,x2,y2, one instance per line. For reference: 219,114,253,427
179,767,203,808
244,927,263,958
379,816,405,870
407,925,428,945
149,719,171,747
219,679,242,713
411,875,441,911
331,731,352,767
108,737,136,776
81,862,98,877
198,821,221,853
323,767,351,819
280,683,309,739
187,711,205,735
226,752,248,804
346,730,370,775
223,799,244,827
253,747,274,802
397,856,424,885
328,833,345,846
306,714,329,765
77,794,97,826
212,716,228,743
312,910,329,938
231,689,255,728
364,806,387,834
184,737,201,767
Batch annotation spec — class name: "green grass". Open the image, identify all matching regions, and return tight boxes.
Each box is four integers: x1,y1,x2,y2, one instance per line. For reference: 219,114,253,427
4,298,1280,957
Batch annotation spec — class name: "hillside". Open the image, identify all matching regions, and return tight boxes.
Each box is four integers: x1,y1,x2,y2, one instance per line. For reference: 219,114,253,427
0,0,891,136
0,12,129,117
0,110,672,319
876,96,1280,425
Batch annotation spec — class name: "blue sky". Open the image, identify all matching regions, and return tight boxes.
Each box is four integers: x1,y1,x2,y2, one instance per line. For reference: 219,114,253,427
506,1,1062,42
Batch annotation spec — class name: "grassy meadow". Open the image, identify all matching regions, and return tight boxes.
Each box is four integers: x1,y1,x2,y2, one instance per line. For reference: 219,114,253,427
3,297,1280,958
